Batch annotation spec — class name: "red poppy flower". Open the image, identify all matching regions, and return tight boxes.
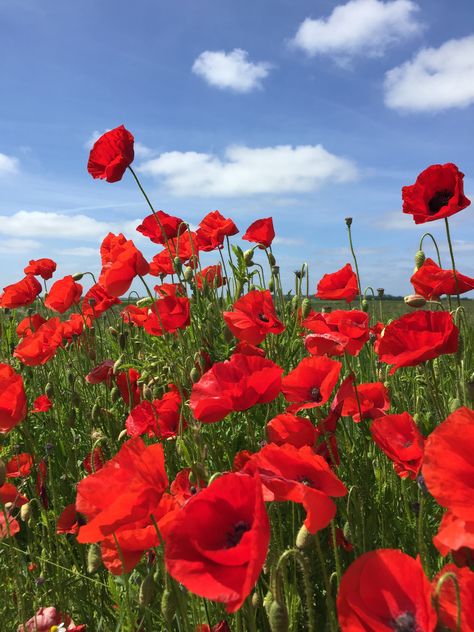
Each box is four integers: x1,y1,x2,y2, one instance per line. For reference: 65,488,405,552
87,125,134,183
333,376,390,422
56,503,80,535
85,360,114,385
170,468,207,507
370,412,425,479
402,163,471,225
434,563,474,631
23,258,57,280
196,211,238,252
163,472,270,613
13,317,63,366
149,231,199,276
282,356,342,413
304,310,369,357
115,368,141,407
31,395,52,414
377,310,458,374
59,314,85,343
136,211,185,245
233,450,253,471
142,296,190,336
82,283,121,320
18,606,85,632
44,275,82,313
242,443,346,533
0,363,27,433
242,217,275,249
337,549,437,631
126,384,182,439
223,290,285,345
411,258,474,300
0,510,20,539
154,282,186,297
433,511,474,559
266,412,318,449
6,453,33,478
190,353,283,423
197,622,231,632
16,313,46,338
76,438,171,574
0,275,42,309
196,264,225,290
121,304,149,327
99,233,149,297
0,481,28,506
315,264,359,303
233,341,266,357
83,447,105,474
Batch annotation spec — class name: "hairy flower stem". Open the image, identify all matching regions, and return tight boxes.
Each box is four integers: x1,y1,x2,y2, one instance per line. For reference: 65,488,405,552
346,221,362,309
444,218,461,308
434,572,462,632
314,534,338,632
276,548,316,632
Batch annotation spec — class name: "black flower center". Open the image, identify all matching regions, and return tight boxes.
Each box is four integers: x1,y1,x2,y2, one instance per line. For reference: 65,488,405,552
225,521,250,548
297,476,313,487
310,387,322,402
189,486,197,495
428,189,452,215
258,313,269,323
391,611,416,632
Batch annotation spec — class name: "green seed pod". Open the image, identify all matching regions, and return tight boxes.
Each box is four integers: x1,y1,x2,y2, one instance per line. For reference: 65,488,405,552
343,521,351,541
263,591,273,616
118,332,127,350
295,524,312,550
362,299,369,312
190,367,200,383
136,297,153,308
268,278,275,292
113,355,124,374
183,266,194,282
414,250,426,270
72,272,84,281
271,265,280,276
301,298,311,319
268,599,289,632
173,256,182,274
244,249,254,266
0,458,5,486
87,544,101,574
20,503,31,523
110,386,121,404
251,591,261,609
161,588,176,625
139,574,156,607
449,397,461,413
291,295,298,310
268,253,276,266
45,383,54,398
92,403,101,422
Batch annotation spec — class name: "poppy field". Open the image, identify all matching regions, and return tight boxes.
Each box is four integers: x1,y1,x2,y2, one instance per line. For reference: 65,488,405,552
1,125,474,631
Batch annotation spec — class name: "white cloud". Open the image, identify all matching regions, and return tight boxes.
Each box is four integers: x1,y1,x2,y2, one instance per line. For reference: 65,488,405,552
0,211,111,240
85,130,154,158
0,153,19,177
384,35,474,112
139,144,358,196
192,49,271,92
291,0,421,60
57,247,98,257
0,238,41,254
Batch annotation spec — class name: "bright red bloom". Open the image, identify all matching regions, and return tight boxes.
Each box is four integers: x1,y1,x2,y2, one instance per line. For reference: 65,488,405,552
23,258,57,280
18,606,85,632
13,317,63,366
121,303,149,327
266,413,317,449
115,368,141,407
154,282,186,297
333,376,390,422
196,211,238,252
44,275,82,313
31,395,52,413
85,360,114,385
0,510,20,539
233,341,265,357
76,438,171,574
223,290,285,345
370,412,425,479
6,453,33,478
60,313,85,342
411,258,474,299
0,481,28,506
434,563,474,631
242,443,346,533
402,163,471,224
190,353,283,423
0,275,42,309
142,296,190,337
126,384,182,439
337,549,437,631
82,283,121,320
136,211,185,245
281,356,341,413
316,264,359,303
56,503,80,535
87,125,134,183
163,472,270,613
170,468,207,507
433,511,474,559
196,264,225,290
83,447,105,474
149,231,199,276
16,313,46,338
377,310,458,374
99,233,149,297
304,310,369,357
242,217,275,249
0,363,27,433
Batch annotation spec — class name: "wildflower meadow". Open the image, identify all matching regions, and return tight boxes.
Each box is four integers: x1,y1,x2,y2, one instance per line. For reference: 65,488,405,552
1,126,473,631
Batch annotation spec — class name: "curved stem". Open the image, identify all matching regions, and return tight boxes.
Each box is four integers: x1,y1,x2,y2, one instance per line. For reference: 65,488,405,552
444,218,461,308
346,223,362,308
419,232,442,267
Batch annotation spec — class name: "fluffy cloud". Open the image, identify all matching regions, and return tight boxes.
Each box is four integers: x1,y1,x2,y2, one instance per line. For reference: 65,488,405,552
384,35,474,112
291,0,421,60
0,238,41,254
139,144,358,196
0,153,19,177
192,49,271,92
0,211,112,240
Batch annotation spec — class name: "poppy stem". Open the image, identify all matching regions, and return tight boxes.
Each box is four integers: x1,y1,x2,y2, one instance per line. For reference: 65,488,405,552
345,220,362,309
434,571,462,632
444,218,461,308
314,533,338,632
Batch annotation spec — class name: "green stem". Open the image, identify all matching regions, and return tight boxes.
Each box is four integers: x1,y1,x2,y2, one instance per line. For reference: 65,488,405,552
444,218,461,308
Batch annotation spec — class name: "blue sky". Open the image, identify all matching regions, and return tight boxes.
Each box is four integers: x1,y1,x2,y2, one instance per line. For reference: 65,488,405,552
0,0,473,295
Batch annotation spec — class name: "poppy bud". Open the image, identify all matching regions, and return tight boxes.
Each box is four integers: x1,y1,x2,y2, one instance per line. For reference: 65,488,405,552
92,403,101,422
118,332,127,350
362,299,369,312
136,297,153,308
272,265,280,276
173,256,182,274
291,295,298,310
45,383,54,398
143,385,153,401
301,298,311,319
268,279,275,292
183,266,194,282
268,253,276,266
268,600,289,632
449,397,461,413
118,428,128,441
87,544,101,574
139,574,156,607
161,588,176,625
72,272,84,281
404,294,427,308
295,524,312,550
190,367,200,383
414,250,426,270
0,458,6,487
263,591,273,615
251,591,262,609
110,386,121,403
343,521,351,541
20,503,31,523
113,355,124,374
244,249,254,266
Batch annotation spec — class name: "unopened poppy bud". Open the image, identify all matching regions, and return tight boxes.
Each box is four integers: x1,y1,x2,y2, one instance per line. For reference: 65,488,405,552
449,397,461,413
268,279,275,292
263,591,273,615
173,256,182,274
234,279,243,299
414,250,426,270
190,367,200,383
301,298,311,319
161,588,176,625
108,326,119,337
45,383,54,398
295,524,312,550
267,252,276,266
20,503,31,523
87,544,101,574
345,217,353,227
362,299,369,312
244,249,254,265
91,403,101,422
118,428,128,441
113,355,124,374
404,294,426,308
0,457,6,486
110,386,121,403
268,600,289,632
183,266,194,282
136,297,153,308
118,332,128,350
343,521,351,541
272,265,280,276
143,385,153,401
251,591,262,609
139,574,156,607
291,295,298,310
72,272,84,281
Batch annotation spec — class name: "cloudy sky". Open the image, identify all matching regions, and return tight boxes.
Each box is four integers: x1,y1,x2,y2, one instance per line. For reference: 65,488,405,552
0,0,473,295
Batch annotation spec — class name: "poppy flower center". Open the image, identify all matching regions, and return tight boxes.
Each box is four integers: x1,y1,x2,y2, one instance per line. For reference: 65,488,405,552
225,520,250,548
297,476,314,487
258,313,269,323
310,387,322,402
428,189,452,215
391,611,416,632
